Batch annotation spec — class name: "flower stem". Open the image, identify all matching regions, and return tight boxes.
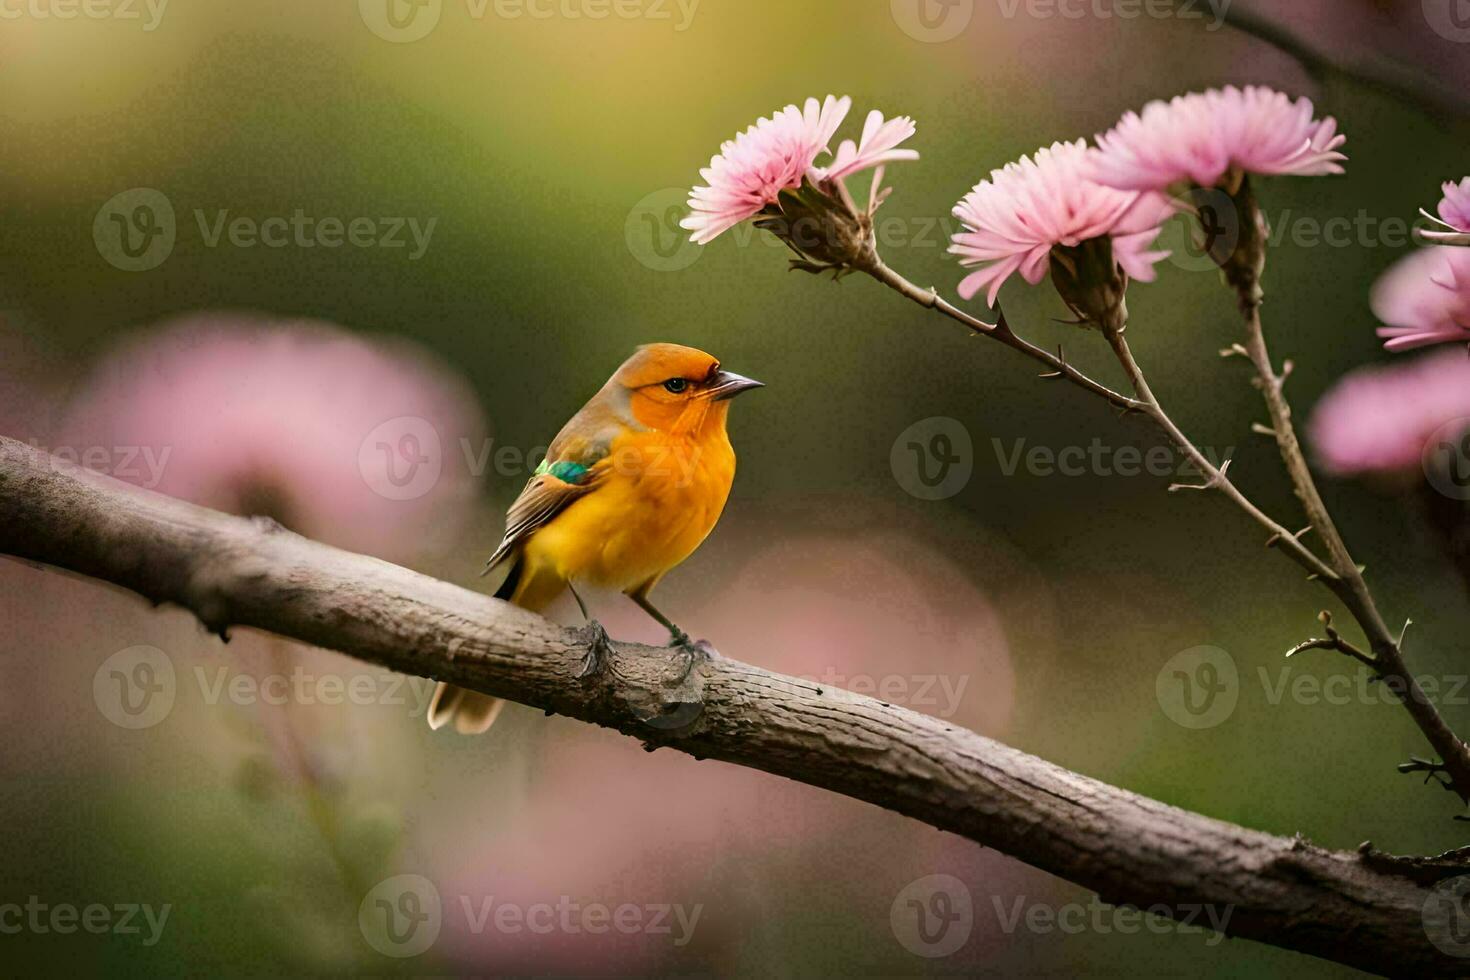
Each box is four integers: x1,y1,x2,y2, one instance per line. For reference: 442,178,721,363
1236,289,1470,804
863,259,1144,413
864,252,1470,808
1103,327,1338,583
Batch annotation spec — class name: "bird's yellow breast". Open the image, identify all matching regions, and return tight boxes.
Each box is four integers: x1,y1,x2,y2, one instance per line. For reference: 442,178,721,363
523,427,736,592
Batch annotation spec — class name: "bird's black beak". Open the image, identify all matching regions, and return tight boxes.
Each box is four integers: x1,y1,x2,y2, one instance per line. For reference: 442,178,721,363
706,370,765,401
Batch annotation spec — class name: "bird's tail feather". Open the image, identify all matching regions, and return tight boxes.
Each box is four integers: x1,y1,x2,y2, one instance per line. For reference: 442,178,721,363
427,682,504,734
427,557,520,735
493,555,523,602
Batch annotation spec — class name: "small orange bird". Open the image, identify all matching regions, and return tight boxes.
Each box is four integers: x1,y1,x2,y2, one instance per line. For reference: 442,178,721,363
428,343,763,734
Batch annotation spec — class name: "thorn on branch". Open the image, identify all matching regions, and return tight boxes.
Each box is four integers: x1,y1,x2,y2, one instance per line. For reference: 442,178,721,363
1037,344,1069,381
1219,343,1249,359
1399,756,1463,799
1285,611,1382,674
1266,526,1313,549
1169,459,1232,494
1251,423,1277,437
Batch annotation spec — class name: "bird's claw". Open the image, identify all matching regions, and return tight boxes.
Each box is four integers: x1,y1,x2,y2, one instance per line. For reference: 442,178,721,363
577,619,613,679
667,633,715,684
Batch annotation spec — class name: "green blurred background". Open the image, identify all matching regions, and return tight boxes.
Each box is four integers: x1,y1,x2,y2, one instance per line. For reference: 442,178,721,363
3,0,1470,975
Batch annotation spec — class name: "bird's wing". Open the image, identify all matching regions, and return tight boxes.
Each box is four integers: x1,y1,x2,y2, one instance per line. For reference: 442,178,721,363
481,417,616,574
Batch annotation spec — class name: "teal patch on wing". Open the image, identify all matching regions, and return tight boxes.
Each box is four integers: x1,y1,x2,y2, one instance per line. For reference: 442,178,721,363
545,460,591,484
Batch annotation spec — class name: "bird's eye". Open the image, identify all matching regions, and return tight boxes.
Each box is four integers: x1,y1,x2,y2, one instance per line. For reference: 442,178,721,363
663,378,688,394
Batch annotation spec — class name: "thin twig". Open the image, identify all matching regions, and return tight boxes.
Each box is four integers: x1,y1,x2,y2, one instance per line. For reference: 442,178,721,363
1229,246,1470,803
1286,610,1382,674
864,259,1145,413
1204,1,1470,119
860,255,1470,809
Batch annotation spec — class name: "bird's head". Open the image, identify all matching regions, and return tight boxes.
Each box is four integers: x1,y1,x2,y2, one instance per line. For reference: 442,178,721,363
610,343,763,435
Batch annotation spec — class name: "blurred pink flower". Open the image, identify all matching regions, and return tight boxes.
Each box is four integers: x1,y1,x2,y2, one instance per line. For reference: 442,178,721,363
1440,179,1470,233
1309,347,1470,476
60,312,486,563
681,95,917,244
949,140,1173,305
434,526,1014,972
1091,86,1347,192
1373,247,1470,351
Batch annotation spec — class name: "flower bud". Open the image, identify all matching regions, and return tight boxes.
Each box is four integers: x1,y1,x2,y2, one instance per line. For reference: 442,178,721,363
1209,174,1268,307
1050,237,1129,334
752,177,877,276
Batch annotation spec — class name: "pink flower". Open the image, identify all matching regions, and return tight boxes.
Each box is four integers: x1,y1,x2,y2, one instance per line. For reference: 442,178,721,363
60,313,486,563
1309,347,1470,476
681,96,917,244
949,140,1173,305
1420,177,1470,245
818,109,919,183
1373,247,1470,351
1091,86,1347,192
1441,178,1470,232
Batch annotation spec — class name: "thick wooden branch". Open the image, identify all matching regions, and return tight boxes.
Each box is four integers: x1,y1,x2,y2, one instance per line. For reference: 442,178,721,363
0,433,1465,975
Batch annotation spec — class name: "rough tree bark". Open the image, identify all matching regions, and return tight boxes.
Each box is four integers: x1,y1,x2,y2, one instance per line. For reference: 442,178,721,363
1,433,1467,976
